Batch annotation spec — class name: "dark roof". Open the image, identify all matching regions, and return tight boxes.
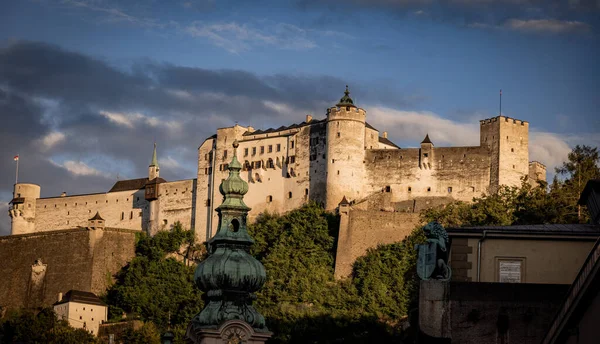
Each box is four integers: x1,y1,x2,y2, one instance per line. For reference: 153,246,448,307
448,223,600,237
579,179,600,205
54,290,106,306
145,177,167,186
336,85,356,108
379,137,400,149
89,212,104,221
421,133,432,144
9,197,24,204
108,177,166,192
242,118,325,136
339,196,350,205
365,122,377,131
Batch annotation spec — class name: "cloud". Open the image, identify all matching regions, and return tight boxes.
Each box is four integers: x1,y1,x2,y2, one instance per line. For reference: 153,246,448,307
505,18,591,33
49,159,106,177
38,131,66,150
184,21,317,53
529,131,572,171
60,0,162,28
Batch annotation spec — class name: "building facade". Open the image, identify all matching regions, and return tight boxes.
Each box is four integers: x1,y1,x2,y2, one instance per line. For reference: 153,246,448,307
7,87,546,244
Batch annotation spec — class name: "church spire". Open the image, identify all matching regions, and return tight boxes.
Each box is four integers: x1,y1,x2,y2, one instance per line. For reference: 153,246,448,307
150,142,158,167
187,140,268,338
148,142,160,180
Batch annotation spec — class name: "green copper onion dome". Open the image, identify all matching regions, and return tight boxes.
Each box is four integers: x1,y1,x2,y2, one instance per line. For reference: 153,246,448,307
336,85,356,108
188,140,268,332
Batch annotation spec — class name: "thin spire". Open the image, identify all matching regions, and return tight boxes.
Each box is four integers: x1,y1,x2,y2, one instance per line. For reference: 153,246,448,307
150,142,158,167
421,133,432,144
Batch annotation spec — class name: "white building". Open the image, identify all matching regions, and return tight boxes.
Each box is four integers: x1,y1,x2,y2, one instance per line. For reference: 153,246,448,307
53,290,108,336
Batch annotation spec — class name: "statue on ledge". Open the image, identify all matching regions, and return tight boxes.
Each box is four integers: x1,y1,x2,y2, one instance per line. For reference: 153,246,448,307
415,221,451,281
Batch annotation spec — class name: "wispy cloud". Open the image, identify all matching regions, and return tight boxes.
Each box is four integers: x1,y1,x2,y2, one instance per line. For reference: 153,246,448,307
185,21,317,53
99,110,182,131
49,159,106,177
61,0,162,28
504,18,591,34
38,131,66,151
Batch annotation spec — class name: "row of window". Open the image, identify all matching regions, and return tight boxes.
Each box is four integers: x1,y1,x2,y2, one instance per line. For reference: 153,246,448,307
215,157,296,173
265,189,309,202
44,197,142,208
242,141,292,157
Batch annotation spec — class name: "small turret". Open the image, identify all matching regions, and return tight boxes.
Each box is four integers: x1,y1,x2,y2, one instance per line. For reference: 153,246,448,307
149,143,160,180
9,183,41,235
88,212,105,230
420,134,433,170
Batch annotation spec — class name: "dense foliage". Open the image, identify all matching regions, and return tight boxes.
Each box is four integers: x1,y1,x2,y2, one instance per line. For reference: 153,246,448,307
248,202,424,343
104,222,204,343
423,145,599,227
0,308,97,343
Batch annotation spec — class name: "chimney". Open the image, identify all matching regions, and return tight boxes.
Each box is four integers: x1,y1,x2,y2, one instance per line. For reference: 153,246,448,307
383,131,388,139
306,114,313,123
60,192,67,197
58,292,63,302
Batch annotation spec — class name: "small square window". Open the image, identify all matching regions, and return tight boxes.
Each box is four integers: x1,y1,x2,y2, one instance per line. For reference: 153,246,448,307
448,187,452,193
276,144,281,152
268,145,273,153
260,146,265,154
244,148,249,156
423,153,428,157
223,150,228,159
252,147,256,155
427,187,431,192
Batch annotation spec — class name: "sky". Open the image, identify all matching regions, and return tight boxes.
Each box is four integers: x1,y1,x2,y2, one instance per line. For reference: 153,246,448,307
0,0,599,234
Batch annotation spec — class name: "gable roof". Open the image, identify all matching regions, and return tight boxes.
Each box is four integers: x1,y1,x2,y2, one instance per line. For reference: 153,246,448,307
108,177,166,193
421,134,432,144
379,136,400,149
54,290,106,306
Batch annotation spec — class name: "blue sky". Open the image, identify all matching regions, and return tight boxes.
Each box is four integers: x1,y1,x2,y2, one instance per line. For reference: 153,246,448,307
0,0,599,234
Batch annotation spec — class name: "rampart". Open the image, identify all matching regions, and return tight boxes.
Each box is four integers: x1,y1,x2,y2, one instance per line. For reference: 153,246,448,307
334,209,421,279
0,228,136,310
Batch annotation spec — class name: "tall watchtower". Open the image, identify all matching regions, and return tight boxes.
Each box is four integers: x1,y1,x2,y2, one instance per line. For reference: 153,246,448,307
9,183,41,235
325,86,367,210
480,116,529,191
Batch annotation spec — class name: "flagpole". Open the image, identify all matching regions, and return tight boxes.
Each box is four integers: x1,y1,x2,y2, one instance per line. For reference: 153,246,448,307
15,154,19,184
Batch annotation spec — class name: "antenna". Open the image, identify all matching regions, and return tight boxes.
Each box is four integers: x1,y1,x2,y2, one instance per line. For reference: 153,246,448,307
499,89,502,116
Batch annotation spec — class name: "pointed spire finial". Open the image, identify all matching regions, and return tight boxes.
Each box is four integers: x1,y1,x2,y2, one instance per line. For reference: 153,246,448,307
336,84,356,108
150,142,158,167
421,133,433,145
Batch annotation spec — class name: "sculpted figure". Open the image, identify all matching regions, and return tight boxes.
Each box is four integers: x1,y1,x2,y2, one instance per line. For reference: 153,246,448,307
415,221,451,281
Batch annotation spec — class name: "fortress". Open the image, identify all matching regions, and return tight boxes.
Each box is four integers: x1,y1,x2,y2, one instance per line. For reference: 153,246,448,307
6,87,546,278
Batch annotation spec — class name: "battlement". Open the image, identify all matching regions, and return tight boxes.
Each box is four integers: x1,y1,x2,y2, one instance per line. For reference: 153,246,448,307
529,161,547,170
327,106,366,123
480,116,528,126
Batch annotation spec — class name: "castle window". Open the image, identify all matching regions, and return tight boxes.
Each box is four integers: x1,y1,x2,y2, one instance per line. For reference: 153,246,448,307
408,187,412,192
255,173,261,182
337,170,340,175
266,195,272,203
423,153,428,157
205,168,208,174
288,192,293,199
267,159,274,168
75,203,77,206
55,204,57,207
130,211,133,219
65,203,67,206
121,212,124,220
332,159,335,163
323,154,326,159
305,188,309,196
337,132,340,138
204,153,208,161
223,150,228,159
276,144,281,152
427,187,431,192
260,146,265,154
163,219,168,225
254,161,262,169
67,211,69,215
244,148,249,157
268,145,273,153
291,141,295,149
513,165,516,169
252,147,256,155
511,148,514,152
507,136,509,140
44,205,46,208
463,154,466,158
385,186,391,192
346,106,350,111
205,199,211,207
448,187,452,193
137,197,139,201
289,156,296,164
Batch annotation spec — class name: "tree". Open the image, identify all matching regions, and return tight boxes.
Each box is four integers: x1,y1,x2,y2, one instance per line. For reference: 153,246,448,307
0,308,97,344
555,145,600,222
104,222,204,342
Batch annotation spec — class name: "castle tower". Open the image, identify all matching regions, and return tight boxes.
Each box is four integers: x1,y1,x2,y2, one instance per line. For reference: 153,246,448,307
480,116,529,191
420,134,434,170
325,86,367,210
149,142,160,180
9,183,41,235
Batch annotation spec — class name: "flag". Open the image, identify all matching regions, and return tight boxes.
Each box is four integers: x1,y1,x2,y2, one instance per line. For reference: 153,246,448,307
13,155,19,161
500,89,502,95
